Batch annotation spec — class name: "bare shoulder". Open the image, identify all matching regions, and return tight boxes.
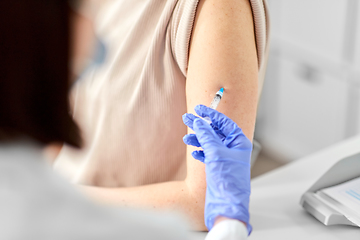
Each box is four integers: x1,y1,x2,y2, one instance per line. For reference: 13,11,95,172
188,0,257,73
192,0,255,37
196,0,254,19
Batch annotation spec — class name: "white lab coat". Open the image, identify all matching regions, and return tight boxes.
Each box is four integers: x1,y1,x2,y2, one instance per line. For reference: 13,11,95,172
0,140,189,240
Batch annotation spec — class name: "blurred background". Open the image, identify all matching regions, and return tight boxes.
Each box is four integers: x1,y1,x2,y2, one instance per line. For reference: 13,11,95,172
252,0,360,177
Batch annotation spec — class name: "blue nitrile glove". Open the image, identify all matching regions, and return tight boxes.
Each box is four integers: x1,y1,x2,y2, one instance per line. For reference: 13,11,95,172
182,105,252,235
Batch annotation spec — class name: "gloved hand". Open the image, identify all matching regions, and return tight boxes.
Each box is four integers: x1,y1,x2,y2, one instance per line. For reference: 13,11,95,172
182,105,252,235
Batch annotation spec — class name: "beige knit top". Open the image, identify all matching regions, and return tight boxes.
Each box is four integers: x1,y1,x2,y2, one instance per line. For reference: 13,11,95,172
54,0,270,187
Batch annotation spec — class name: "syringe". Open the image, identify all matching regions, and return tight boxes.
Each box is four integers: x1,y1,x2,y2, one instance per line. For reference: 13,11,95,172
203,88,224,124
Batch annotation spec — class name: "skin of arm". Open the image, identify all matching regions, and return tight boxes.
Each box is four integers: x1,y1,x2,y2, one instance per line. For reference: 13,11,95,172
80,0,258,231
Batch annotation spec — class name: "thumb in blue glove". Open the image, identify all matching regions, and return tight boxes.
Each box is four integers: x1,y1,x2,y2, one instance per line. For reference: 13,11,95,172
182,105,253,235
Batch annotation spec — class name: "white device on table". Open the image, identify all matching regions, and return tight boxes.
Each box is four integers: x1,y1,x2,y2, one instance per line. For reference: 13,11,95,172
300,152,360,227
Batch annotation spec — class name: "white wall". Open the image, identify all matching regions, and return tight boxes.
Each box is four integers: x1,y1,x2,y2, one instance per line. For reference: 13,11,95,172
256,0,360,162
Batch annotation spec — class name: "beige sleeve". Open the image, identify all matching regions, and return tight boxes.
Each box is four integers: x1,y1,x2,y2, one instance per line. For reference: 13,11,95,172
253,0,270,95
170,0,200,77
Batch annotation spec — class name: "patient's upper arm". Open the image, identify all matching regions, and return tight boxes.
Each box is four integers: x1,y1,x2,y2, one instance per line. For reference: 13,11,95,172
186,0,259,140
183,0,259,229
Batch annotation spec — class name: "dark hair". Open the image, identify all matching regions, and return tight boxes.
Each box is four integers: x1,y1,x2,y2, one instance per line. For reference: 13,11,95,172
0,0,81,147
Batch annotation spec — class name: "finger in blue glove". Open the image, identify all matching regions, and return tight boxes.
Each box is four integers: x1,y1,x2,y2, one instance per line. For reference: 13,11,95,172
194,105,251,149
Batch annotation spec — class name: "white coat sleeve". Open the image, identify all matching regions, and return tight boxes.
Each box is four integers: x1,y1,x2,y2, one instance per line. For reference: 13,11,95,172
205,219,248,240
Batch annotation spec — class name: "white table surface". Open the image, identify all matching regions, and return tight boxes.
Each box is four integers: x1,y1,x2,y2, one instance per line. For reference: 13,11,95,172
190,135,360,240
